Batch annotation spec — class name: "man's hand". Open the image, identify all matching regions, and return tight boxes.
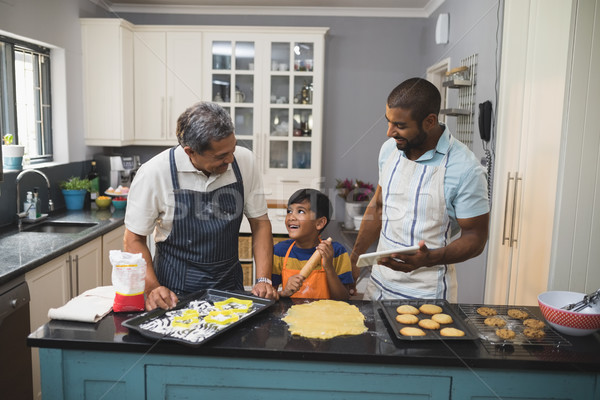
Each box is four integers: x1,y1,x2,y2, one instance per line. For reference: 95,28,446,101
252,281,279,300
145,286,179,311
378,240,429,272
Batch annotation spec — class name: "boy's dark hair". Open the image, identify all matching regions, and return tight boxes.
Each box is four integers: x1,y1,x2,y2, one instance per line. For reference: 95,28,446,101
288,188,333,231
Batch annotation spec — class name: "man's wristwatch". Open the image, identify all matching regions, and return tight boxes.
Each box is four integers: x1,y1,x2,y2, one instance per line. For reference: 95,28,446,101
256,277,272,285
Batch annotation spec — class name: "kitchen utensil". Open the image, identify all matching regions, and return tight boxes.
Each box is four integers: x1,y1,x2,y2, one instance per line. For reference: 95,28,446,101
379,299,478,341
298,237,331,278
560,288,600,312
538,291,600,336
235,90,245,103
122,289,274,347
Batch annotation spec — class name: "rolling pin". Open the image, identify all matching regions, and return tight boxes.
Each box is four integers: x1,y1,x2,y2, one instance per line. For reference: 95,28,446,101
298,237,332,278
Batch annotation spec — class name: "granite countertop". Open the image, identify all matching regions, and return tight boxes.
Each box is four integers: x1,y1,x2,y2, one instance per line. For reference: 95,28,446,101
0,209,125,286
28,296,600,373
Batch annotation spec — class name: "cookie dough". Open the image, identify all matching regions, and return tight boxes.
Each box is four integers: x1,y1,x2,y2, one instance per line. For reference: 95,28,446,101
507,309,529,320
477,307,497,316
495,328,516,340
440,327,465,337
400,327,426,337
396,314,419,325
432,313,453,324
419,304,443,315
484,316,506,328
282,300,368,339
418,319,441,330
396,305,420,315
523,319,546,330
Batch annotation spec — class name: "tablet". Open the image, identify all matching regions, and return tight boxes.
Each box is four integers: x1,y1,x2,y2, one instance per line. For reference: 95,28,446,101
356,245,420,267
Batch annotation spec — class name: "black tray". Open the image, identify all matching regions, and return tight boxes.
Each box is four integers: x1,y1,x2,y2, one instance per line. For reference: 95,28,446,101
379,299,478,341
122,289,274,347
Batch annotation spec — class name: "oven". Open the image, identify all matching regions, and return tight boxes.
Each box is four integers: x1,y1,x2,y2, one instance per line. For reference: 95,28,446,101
0,278,33,400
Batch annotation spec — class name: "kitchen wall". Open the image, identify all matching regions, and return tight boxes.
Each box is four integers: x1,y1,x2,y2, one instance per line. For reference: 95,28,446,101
0,0,500,302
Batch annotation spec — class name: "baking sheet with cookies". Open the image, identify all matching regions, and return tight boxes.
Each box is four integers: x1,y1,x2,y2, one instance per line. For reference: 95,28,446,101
458,304,571,346
379,299,478,341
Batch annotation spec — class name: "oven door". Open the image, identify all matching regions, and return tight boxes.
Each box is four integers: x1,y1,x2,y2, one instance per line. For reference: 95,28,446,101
0,280,33,400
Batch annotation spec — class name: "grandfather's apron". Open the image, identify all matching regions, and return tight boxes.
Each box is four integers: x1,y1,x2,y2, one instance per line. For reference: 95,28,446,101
282,241,330,299
155,147,244,296
365,136,458,302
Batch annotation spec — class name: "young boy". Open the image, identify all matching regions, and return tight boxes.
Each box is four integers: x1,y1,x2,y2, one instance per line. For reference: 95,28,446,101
272,188,353,300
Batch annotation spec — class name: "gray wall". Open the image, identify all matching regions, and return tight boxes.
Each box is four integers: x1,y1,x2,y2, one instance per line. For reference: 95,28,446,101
0,0,501,302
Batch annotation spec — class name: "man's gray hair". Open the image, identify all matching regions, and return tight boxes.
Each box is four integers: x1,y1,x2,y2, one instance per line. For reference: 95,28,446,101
176,102,235,153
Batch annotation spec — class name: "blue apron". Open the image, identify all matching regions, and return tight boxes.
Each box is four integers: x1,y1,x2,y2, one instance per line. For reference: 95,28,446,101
155,146,244,296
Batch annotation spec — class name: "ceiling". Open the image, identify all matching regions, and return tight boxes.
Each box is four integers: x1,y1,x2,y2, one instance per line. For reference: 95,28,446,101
103,0,444,18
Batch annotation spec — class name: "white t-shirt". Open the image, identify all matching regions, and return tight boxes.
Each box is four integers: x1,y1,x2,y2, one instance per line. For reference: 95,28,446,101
125,145,268,242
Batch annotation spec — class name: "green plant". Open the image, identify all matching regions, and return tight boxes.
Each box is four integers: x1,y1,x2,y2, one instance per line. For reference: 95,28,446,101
3,133,14,145
60,177,92,192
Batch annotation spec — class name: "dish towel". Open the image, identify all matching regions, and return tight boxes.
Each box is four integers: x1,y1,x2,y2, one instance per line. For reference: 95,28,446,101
48,286,116,323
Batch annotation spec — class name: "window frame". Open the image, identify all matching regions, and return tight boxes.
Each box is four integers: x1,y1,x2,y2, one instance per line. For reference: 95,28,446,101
0,35,53,164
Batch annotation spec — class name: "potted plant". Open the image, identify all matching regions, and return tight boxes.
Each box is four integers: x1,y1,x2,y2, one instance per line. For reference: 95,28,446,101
60,177,91,210
336,179,374,229
2,134,26,171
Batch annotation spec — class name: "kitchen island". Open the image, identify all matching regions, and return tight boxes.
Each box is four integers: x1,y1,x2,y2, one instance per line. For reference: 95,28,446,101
28,297,600,399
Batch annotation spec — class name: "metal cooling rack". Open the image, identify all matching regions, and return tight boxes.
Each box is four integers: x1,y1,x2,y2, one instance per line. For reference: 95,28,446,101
458,304,572,348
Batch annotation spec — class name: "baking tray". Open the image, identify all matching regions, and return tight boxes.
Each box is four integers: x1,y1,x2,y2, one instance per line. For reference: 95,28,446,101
458,304,572,347
379,299,478,341
122,289,274,347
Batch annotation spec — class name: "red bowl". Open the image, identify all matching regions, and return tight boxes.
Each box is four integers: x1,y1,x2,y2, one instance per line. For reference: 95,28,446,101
538,291,600,336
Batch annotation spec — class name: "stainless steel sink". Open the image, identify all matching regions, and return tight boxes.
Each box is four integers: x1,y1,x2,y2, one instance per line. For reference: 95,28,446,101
22,221,98,234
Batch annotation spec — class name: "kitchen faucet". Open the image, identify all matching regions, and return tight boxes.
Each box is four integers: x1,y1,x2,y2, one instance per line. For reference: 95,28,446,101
16,169,54,230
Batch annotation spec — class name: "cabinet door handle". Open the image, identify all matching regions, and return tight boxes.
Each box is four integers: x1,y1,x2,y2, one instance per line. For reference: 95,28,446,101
510,173,522,247
280,179,299,183
74,255,80,296
66,255,73,299
161,97,165,137
501,172,514,245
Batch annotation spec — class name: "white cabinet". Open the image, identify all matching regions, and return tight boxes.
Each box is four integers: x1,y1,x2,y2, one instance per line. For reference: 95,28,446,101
203,27,328,201
102,224,125,285
25,236,102,400
134,29,203,144
81,18,135,146
485,0,573,306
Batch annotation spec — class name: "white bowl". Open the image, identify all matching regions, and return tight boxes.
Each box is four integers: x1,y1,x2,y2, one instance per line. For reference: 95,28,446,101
538,291,600,336
352,215,363,231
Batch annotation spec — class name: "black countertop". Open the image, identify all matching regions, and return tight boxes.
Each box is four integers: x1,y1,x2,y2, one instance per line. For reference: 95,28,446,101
27,297,600,373
0,209,125,286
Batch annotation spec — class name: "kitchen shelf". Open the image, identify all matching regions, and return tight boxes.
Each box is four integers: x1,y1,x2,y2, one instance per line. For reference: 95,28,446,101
442,79,472,88
440,108,471,116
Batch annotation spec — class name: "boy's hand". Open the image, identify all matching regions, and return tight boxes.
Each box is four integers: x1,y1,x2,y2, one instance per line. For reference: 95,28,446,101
281,274,305,297
317,239,334,271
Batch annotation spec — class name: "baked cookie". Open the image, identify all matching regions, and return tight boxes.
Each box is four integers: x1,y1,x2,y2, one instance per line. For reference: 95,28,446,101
523,319,546,329
418,319,441,330
495,328,516,340
396,305,420,315
432,313,453,324
523,328,546,339
484,316,506,328
507,309,529,320
440,327,465,337
400,327,426,337
477,306,497,316
419,304,443,315
396,314,419,325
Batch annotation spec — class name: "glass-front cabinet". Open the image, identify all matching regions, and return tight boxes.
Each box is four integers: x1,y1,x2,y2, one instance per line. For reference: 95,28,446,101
204,28,327,200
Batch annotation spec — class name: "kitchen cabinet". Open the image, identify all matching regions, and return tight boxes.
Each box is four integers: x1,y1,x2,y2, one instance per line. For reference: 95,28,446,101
133,29,203,145
81,18,135,146
101,224,126,285
25,236,102,400
203,27,328,200
485,0,573,305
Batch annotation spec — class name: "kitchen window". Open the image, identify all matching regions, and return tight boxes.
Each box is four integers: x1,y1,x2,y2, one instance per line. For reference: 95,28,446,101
0,36,53,163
